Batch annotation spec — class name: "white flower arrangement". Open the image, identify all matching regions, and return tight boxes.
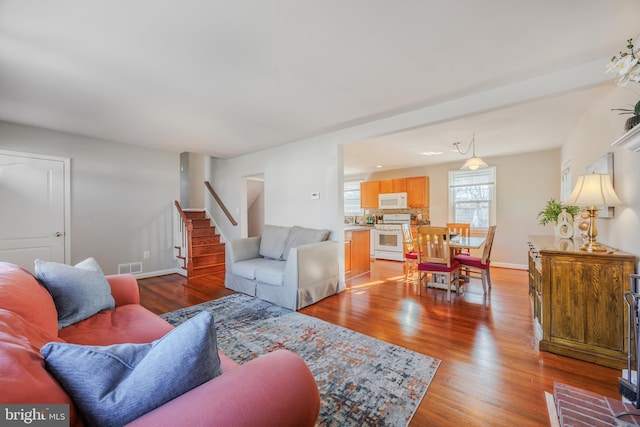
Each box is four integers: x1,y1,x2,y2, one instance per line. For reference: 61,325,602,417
607,37,640,124
606,37,640,87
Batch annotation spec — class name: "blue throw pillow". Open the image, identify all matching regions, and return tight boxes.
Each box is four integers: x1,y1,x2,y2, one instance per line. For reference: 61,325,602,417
41,311,222,427
35,257,116,328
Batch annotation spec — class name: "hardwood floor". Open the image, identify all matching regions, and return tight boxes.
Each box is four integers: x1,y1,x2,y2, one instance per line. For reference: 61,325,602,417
138,260,620,427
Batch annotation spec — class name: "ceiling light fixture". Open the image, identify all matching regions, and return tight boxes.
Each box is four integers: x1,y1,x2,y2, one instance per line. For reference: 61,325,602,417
453,133,488,171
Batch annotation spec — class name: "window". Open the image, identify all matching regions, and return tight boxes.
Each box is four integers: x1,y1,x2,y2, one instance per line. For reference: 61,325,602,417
448,167,496,228
344,180,363,216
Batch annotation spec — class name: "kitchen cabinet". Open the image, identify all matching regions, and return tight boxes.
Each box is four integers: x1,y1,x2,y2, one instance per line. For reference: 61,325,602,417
360,176,428,208
370,228,376,257
344,240,352,274
345,228,370,279
528,235,636,368
379,178,406,194
360,181,379,208
406,176,429,208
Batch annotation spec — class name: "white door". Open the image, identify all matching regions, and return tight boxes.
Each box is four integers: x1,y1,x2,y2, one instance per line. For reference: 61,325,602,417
0,151,69,272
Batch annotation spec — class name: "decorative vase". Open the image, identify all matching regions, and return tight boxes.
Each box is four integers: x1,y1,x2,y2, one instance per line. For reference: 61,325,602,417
625,115,640,132
555,210,574,239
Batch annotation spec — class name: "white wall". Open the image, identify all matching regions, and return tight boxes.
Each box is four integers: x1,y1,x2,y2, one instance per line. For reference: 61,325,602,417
0,121,180,276
364,148,561,268
247,179,264,237
562,85,640,269
209,138,341,241
188,152,205,208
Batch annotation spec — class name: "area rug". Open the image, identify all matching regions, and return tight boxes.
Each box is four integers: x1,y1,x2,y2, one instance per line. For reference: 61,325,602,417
548,382,640,426
161,294,440,426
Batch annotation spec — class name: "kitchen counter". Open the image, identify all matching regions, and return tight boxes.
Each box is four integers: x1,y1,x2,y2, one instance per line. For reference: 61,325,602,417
344,225,374,231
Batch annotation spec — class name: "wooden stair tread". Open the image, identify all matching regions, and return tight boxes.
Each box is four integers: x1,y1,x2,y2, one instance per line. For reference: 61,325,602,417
175,209,225,279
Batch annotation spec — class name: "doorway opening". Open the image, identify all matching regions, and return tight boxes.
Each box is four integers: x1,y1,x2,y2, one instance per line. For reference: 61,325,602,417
244,174,264,237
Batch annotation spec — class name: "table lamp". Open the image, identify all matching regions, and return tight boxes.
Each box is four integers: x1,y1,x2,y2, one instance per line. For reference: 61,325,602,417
565,172,622,252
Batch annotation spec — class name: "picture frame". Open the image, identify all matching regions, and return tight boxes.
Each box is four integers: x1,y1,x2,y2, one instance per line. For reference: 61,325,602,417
585,152,614,218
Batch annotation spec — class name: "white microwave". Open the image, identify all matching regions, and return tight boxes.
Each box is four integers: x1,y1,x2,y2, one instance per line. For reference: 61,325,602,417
378,192,408,209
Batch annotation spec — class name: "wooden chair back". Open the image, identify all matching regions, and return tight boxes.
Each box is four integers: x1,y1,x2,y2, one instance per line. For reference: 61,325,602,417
446,223,470,238
481,225,497,264
417,226,452,266
401,224,416,254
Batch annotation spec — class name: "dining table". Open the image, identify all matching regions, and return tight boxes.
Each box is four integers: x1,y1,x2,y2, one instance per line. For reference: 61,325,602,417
450,235,486,250
415,230,486,292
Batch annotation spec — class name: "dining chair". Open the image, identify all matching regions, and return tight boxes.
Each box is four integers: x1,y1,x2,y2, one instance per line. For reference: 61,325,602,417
446,223,471,255
401,224,418,281
416,226,460,301
454,225,497,294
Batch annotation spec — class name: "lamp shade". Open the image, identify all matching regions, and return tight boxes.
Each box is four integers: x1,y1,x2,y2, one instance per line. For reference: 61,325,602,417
461,156,488,171
565,173,622,207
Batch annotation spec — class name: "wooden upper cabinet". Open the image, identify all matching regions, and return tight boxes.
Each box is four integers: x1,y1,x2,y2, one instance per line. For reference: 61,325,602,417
361,176,428,208
379,180,392,193
406,176,429,207
392,178,407,192
379,178,407,194
360,181,379,208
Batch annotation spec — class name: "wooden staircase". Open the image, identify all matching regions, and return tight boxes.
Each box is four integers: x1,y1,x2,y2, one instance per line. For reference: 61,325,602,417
175,210,226,278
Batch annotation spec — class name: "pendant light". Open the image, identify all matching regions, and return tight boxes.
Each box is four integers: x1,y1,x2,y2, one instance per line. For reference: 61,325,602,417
453,134,488,171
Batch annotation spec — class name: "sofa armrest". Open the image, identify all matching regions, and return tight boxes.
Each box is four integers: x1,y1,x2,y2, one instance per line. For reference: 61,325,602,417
284,240,338,290
226,236,261,266
106,274,140,306
126,349,320,427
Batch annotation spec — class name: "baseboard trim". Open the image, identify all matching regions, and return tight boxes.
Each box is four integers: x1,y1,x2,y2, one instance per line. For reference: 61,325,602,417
133,268,180,279
492,262,527,270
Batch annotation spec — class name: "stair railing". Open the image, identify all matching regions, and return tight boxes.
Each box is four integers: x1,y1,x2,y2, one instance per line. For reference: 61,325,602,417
174,200,194,277
205,181,238,226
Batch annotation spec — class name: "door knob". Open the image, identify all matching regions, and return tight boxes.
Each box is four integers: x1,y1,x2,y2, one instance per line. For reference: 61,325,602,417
55,232,64,237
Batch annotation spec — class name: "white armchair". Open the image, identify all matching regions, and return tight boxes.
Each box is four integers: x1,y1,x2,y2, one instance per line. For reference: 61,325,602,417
225,226,339,310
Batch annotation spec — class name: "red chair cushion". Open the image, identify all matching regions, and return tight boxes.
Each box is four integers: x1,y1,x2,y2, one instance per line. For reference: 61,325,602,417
405,252,418,260
454,255,489,269
418,260,459,273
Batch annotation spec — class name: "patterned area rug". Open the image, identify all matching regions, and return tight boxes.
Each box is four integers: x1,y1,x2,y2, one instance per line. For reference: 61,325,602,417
161,294,440,426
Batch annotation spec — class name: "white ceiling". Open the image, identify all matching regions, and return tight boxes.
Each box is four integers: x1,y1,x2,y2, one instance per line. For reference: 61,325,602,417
343,85,608,175
1,1,638,175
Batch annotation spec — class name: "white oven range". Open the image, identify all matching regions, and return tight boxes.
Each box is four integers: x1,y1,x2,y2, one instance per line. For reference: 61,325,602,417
374,213,411,261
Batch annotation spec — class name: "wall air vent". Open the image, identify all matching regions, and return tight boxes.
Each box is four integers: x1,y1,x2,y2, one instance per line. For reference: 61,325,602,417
118,262,143,275
130,262,142,274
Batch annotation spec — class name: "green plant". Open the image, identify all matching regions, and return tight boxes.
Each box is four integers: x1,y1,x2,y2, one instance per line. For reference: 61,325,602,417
611,99,640,116
537,198,580,226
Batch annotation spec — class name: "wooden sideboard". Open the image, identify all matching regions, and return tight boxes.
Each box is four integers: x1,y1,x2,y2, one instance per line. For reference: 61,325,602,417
527,235,636,368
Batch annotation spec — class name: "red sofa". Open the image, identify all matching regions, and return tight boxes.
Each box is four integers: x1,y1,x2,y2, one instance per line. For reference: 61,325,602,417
0,262,320,426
